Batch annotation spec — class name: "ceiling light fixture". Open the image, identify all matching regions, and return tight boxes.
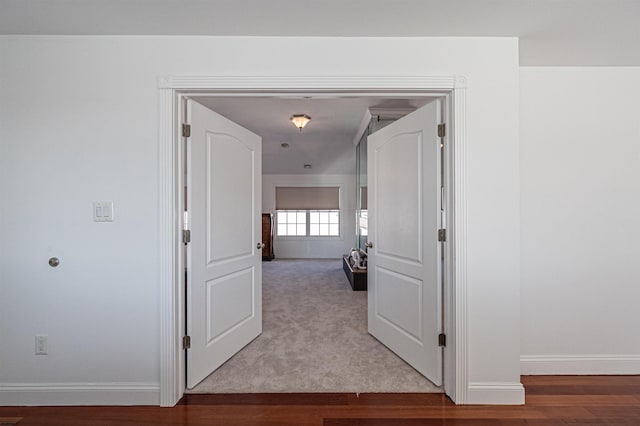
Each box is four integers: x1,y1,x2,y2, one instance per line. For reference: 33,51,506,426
290,114,311,131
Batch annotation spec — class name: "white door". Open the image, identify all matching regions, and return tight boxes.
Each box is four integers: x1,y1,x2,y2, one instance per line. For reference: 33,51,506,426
367,100,443,385
186,99,262,389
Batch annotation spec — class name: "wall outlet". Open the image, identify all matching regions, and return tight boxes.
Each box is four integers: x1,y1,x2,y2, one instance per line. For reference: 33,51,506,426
35,334,48,355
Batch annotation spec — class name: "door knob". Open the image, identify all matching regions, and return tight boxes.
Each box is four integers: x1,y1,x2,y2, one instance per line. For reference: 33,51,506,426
257,242,264,250
365,242,373,248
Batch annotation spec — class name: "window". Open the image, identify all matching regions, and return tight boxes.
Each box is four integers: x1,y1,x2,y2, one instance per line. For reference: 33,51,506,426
275,186,341,237
276,210,340,237
276,210,306,236
310,210,339,236
358,210,368,237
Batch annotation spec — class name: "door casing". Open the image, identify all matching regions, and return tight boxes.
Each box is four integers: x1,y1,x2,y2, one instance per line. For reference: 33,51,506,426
158,75,469,406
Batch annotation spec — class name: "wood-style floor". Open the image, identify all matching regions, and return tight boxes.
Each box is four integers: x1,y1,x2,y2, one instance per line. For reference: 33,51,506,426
1,376,639,425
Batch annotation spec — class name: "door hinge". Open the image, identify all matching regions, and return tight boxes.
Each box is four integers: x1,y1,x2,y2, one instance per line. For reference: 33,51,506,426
438,333,446,347
182,335,191,350
182,229,191,244
438,228,446,242
437,123,446,138
182,123,191,138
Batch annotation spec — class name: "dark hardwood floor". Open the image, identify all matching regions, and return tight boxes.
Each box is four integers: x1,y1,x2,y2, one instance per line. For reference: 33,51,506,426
1,376,639,425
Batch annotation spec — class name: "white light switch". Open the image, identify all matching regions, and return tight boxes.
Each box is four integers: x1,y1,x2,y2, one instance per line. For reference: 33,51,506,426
93,202,114,222
102,202,113,221
35,334,48,355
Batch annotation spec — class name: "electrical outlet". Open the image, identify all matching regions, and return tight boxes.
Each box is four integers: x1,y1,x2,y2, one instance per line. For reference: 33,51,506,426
35,334,48,355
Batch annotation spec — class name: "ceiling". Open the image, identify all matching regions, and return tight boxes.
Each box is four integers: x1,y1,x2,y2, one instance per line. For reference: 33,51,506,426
196,96,431,175
1,0,639,66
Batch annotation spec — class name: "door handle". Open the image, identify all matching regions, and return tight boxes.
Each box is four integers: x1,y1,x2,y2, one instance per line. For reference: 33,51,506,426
365,242,373,249
257,242,264,250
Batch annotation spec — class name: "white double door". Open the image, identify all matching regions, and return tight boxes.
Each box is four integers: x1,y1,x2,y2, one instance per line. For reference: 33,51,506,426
366,100,443,386
185,98,443,389
185,99,263,389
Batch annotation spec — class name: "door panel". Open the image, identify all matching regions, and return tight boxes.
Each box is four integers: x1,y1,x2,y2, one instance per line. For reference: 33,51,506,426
376,132,422,263
376,266,423,341
367,100,442,386
187,99,262,389
206,267,255,344
206,133,255,263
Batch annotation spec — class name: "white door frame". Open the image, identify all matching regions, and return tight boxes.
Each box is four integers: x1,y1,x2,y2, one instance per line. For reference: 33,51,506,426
157,75,469,406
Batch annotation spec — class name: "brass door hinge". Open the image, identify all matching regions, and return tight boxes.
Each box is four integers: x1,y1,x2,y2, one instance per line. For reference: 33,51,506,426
437,123,446,138
182,335,191,350
182,124,191,138
438,333,446,347
438,229,446,242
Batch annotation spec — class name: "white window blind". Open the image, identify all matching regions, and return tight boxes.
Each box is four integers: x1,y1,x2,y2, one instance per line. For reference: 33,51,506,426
275,186,339,210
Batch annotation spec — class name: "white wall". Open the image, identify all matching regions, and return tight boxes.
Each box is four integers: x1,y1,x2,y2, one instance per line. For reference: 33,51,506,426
520,67,640,374
263,174,356,259
0,36,521,405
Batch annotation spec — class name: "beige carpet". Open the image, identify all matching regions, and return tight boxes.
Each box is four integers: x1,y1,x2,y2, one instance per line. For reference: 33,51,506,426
187,259,442,393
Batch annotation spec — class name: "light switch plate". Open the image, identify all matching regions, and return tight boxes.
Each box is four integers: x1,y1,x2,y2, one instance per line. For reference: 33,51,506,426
93,201,114,222
35,334,48,355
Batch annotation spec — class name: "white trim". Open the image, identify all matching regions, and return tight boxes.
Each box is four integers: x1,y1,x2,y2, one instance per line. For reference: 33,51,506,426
0,383,159,406
466,382,525,405
159,75,458,90
369,106,417,119
521,355,640,375
352,109,372,146
448,84,469,404
158,75,470,406
158,87,182,407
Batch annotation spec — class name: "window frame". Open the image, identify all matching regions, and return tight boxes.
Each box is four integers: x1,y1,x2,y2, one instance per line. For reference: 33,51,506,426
275,210,307,237
276,209,341,238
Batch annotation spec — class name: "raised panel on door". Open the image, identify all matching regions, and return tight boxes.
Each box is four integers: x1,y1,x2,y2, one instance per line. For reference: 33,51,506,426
375,266,423,341
205,267,255,345
186,99,262,389
206,132,255,264
376,132,423,264
367,99,442,386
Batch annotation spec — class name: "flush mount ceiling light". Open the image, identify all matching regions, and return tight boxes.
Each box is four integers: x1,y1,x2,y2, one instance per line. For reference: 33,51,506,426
290,114,311,131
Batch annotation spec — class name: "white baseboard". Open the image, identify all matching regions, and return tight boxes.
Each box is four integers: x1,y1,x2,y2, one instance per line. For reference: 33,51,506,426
0,382,160,406
466,382,525,405
520,355,640,375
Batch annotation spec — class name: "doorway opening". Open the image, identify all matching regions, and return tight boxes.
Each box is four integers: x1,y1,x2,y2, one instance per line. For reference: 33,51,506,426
158,75,469,406
180,93,449,394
